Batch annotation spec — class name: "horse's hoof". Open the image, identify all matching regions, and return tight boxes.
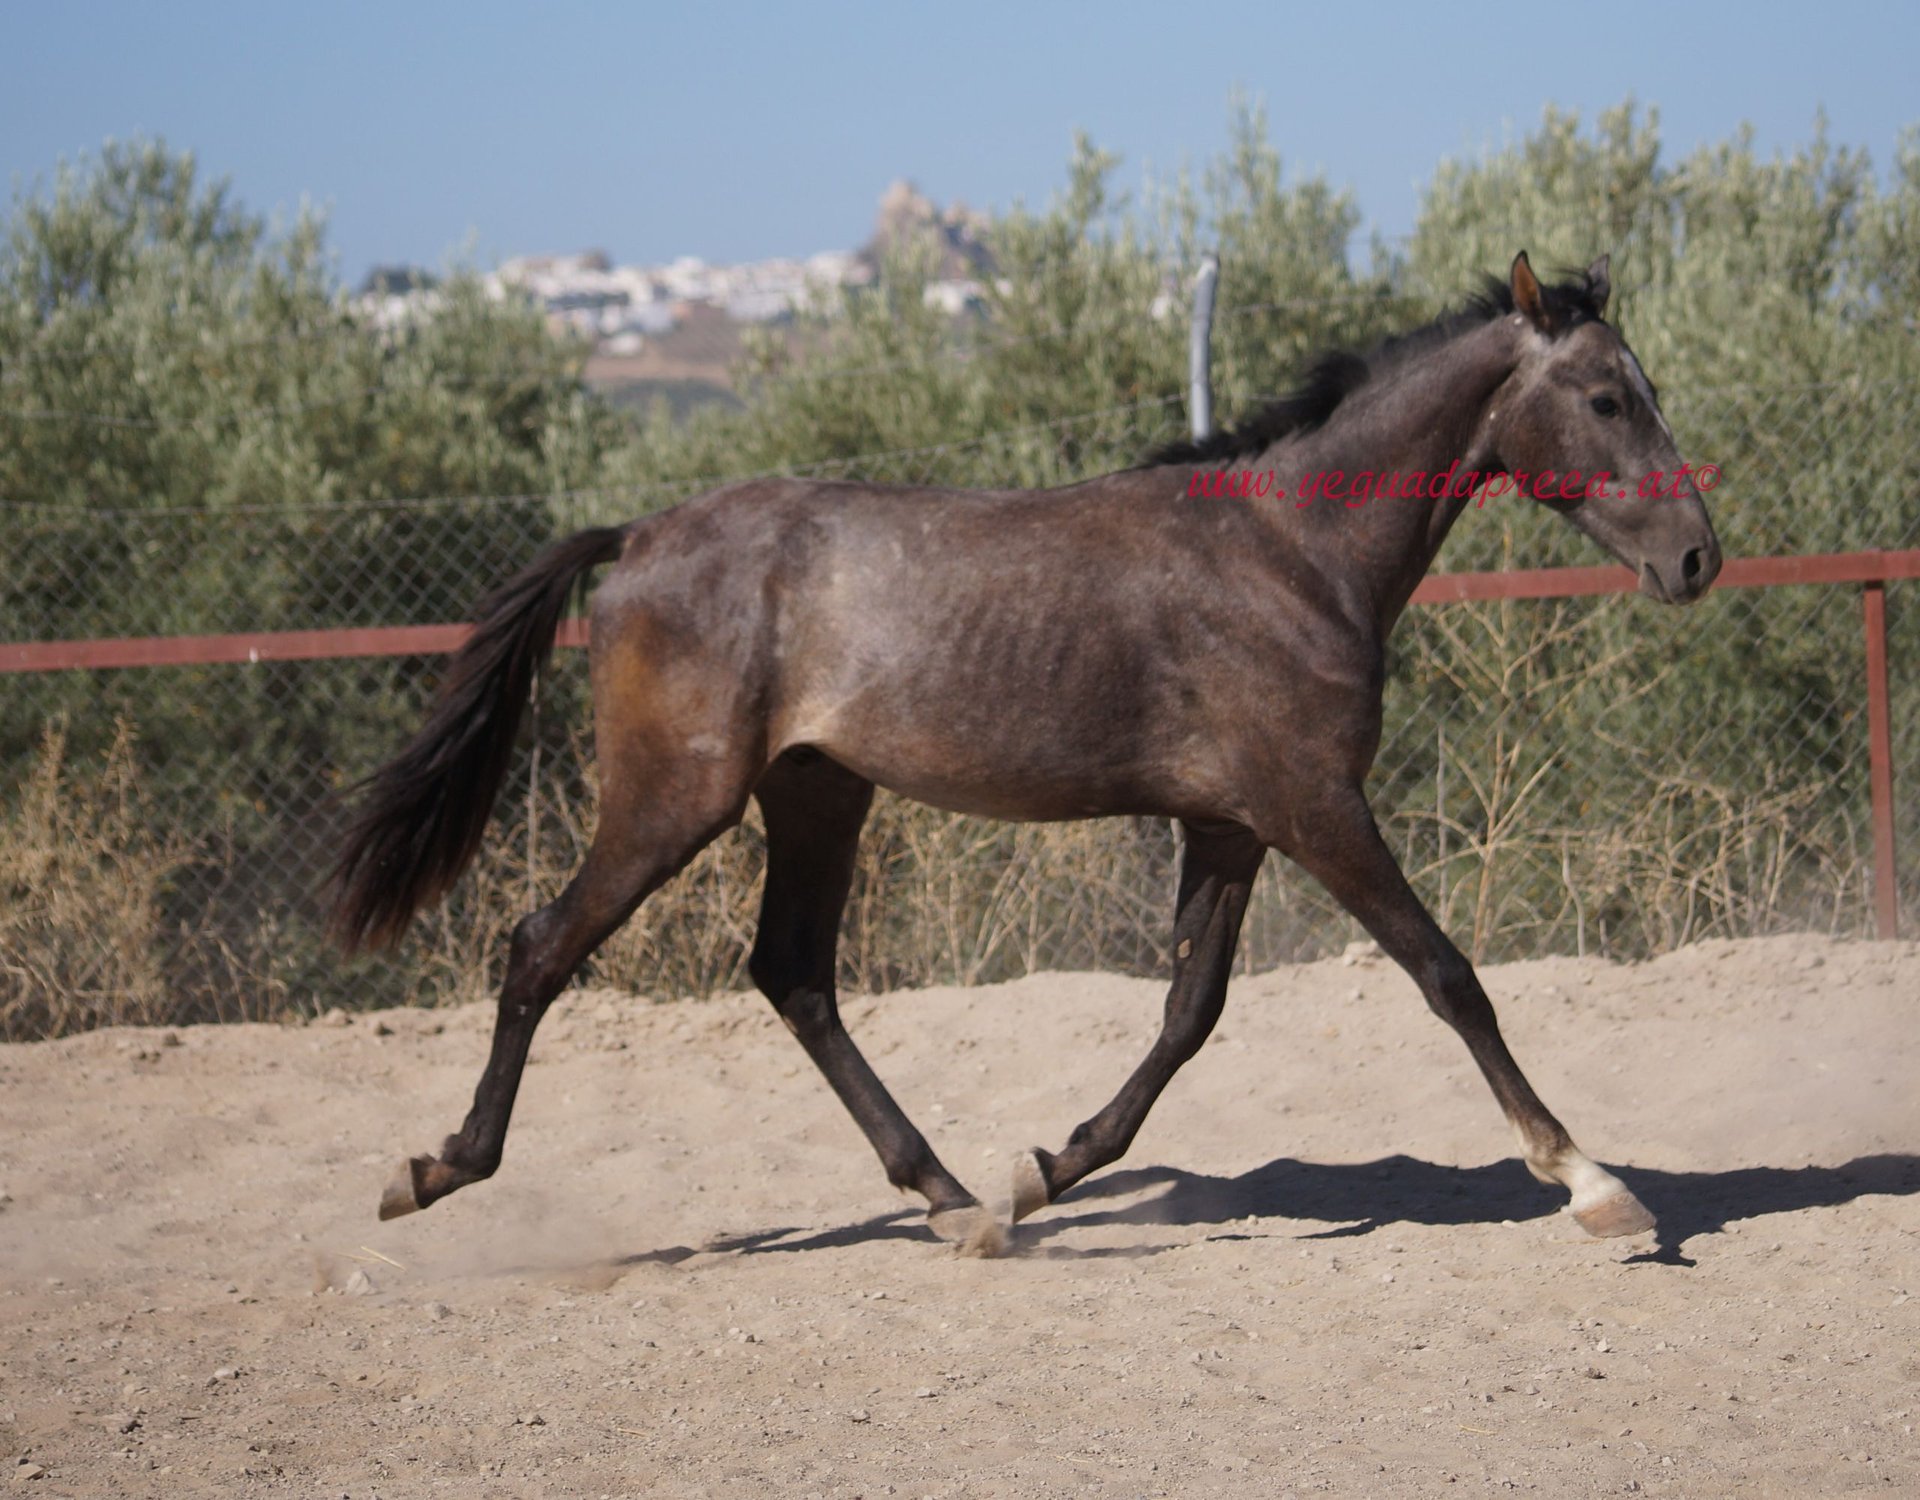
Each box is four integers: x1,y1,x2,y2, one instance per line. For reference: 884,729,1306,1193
377,1157,427,1221
928,1202,1005,1258
1010,1149,1051,1223
1571,1189,1656,1238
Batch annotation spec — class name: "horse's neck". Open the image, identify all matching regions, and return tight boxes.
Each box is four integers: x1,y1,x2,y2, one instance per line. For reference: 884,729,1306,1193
1263,318,1522,632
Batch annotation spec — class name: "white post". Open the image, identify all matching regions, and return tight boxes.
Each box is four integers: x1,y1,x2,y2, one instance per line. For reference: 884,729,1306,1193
1188,252,1220,442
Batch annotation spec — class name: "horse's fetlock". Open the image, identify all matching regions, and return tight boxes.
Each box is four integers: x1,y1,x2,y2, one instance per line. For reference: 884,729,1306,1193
778,986,837,1041
441,1135,499,1180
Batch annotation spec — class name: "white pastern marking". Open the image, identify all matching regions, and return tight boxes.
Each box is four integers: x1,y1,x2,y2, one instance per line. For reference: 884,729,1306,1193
1557,1149,1630,1210
1513,1124,1627,1207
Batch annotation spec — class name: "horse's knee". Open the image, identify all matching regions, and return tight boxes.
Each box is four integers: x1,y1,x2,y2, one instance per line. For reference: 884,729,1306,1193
1420,949,1495,1031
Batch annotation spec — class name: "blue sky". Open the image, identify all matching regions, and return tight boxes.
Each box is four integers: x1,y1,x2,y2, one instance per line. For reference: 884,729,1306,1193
4,1,1916,284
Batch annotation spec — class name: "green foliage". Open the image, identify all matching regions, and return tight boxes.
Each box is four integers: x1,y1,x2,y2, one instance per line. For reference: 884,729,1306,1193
1358,103,1920,959
1393,103,1920,566
3,104,1916,1034
0,140,614,1010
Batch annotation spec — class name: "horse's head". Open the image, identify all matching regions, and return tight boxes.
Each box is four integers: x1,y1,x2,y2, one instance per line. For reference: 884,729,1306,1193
1483,251,1722,604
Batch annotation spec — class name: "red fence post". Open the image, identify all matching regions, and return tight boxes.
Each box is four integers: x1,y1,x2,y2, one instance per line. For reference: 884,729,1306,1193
1863,579,1899,940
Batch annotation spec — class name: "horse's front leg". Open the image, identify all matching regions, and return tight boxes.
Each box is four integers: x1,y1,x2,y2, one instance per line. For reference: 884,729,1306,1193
1011,821,1265,1220
1275,787,1654,1237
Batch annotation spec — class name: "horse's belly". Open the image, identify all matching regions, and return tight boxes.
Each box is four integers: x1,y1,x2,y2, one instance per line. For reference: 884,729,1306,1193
786,705,1226,824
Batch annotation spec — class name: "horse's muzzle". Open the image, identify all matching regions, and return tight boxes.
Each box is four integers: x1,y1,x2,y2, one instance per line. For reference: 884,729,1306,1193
1640,537,1722,604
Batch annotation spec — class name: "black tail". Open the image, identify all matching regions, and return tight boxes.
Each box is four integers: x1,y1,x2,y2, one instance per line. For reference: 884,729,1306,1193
331,526,628,952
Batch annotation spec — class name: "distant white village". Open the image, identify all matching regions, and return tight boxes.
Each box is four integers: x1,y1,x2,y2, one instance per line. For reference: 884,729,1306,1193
356,181,993,357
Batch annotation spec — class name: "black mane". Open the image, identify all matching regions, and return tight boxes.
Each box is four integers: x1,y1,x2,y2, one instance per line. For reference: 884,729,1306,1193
1144,265,1608,467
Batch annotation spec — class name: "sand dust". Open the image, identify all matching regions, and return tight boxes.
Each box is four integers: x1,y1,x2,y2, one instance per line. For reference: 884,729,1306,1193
2,933,1917,1496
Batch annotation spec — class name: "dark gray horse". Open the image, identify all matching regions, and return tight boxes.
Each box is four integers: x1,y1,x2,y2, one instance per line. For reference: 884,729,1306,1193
336,251,1721,1251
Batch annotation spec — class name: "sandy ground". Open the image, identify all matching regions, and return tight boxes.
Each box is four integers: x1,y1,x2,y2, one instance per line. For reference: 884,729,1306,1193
2,933,1917,1498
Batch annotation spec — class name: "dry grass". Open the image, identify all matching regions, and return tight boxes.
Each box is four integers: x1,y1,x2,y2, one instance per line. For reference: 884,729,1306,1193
0,719,191,1041
1583,772,1857,951
0,701,1887,1040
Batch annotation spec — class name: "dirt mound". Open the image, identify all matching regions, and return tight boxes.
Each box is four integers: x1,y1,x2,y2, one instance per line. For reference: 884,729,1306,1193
2,933,1917,1496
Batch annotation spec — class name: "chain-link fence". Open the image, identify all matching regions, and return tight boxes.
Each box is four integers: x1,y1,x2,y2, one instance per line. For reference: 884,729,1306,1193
3,378,1916,1040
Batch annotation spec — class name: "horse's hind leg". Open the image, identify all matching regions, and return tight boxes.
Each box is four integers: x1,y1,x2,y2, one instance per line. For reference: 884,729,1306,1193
379,765,749,1220
1011,822,1265,1221
750,751,994,1252
1278,789,1653,1238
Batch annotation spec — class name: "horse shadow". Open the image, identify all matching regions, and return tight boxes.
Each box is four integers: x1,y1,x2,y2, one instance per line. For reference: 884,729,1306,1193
607,1211,932,1269
657,1152,1920,1267
1018,1151,1920,1265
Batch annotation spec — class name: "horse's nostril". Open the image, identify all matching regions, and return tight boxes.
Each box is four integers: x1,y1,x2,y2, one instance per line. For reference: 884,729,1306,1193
1681,547,1705,584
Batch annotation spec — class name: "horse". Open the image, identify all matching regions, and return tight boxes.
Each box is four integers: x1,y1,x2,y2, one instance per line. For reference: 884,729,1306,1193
334,251,1721,1251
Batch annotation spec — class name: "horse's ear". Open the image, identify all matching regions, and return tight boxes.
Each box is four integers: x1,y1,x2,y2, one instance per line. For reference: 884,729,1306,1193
1586,254,1611,316
1510,250,1550,333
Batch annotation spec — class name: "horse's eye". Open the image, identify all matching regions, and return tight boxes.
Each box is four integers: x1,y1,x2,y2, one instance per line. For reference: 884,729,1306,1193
1590,395,1621,418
